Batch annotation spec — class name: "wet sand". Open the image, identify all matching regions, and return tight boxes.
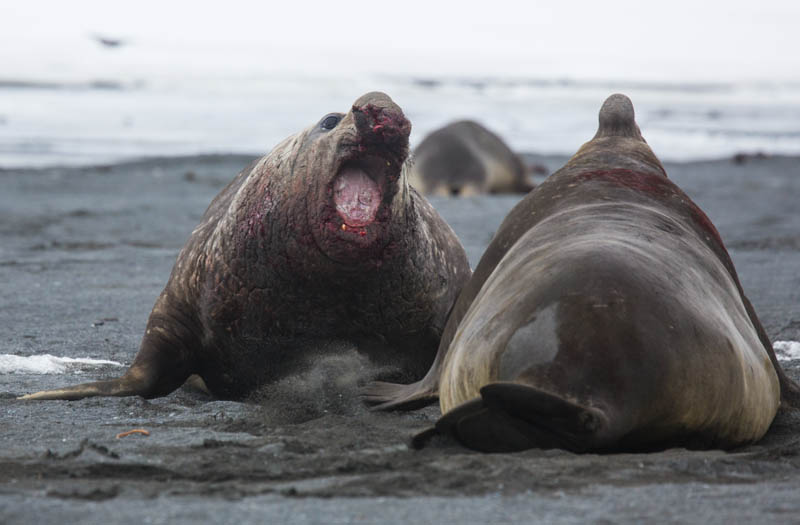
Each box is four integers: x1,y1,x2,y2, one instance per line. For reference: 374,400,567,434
2,153,800,524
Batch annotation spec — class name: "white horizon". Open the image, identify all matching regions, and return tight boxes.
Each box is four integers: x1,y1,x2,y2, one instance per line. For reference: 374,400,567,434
0,0,798,83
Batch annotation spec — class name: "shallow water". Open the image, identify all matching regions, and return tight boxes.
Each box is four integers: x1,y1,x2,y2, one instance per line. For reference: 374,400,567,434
2,74,800,168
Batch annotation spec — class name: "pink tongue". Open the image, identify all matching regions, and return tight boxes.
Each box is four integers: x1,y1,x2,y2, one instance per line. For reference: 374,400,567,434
333,166,381,227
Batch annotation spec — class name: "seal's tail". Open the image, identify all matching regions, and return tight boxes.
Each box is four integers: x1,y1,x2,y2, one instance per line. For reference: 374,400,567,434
360,379,438,411
412,382,609,452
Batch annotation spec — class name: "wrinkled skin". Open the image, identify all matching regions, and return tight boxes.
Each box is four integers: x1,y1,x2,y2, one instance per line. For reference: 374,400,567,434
366,93,800,453
21,92,471,401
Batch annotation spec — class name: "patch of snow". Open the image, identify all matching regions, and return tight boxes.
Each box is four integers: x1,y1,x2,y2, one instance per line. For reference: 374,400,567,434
0,354,124,374
773,341,800,361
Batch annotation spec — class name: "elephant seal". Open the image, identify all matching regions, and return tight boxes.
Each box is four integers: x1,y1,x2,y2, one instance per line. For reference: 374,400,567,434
409,120,534,196
21,92,471,401
364,94,800,452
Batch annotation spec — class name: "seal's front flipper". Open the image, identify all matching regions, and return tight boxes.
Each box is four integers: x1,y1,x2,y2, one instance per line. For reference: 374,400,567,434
417,382,609,452
361,380,438,411
19,363,191,401
19,370,154,400
19,357,192,400
19,329,195,401
19,368,199,401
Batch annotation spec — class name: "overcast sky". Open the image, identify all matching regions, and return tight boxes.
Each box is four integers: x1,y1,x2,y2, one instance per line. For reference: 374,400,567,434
1,0,799,81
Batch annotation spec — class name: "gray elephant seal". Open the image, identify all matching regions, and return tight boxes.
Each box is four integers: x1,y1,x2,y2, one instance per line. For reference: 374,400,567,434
365,94,800,452
22,92,471,401
409,120,534,196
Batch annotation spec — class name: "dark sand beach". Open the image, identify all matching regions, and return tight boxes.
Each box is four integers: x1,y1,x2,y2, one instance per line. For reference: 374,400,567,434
2,153,800,523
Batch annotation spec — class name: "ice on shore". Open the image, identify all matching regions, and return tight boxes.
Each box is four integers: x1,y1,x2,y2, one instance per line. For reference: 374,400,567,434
774,341,800,362
0,354,124,374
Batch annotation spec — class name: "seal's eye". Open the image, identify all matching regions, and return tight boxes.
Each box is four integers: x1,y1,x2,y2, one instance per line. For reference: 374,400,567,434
320,114,341,131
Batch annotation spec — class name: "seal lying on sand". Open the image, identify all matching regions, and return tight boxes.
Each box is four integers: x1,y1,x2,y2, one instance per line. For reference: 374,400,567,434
21,92,471,401
409,120,534,196
365,94,800,452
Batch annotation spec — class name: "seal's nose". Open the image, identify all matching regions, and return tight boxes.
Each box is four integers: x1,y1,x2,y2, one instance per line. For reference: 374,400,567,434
351,92,411,148
594,93,644,141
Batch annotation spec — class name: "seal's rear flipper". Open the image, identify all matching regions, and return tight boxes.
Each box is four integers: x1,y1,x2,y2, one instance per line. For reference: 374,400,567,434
415,382,609,452
361,380,438,411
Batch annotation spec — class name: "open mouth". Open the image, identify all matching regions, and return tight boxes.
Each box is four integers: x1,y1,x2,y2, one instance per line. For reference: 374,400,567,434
332,158,386,227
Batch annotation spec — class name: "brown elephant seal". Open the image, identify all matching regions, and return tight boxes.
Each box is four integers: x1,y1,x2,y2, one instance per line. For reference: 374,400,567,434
409,120,534,196
21,92,471,401
365,93,800,452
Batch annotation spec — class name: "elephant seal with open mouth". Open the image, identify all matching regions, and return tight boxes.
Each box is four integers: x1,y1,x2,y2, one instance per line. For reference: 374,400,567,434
22,92,471,401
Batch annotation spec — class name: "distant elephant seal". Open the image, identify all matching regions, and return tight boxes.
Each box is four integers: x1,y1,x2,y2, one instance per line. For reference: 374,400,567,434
365,94,800,452
22,92,471,401
409,120,534,196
